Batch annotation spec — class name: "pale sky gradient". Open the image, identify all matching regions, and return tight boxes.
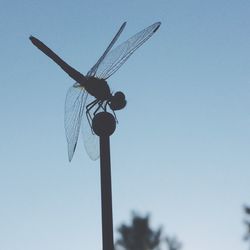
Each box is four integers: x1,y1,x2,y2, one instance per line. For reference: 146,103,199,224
0,1,250,250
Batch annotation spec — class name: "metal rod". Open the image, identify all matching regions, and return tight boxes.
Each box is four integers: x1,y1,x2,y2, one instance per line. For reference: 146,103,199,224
92,112,116,250
100,134,114,250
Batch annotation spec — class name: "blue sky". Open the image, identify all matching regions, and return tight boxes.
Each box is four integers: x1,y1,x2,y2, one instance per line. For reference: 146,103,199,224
0,1,250,250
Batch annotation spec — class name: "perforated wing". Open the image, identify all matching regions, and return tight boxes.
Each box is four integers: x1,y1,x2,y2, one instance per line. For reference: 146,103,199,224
87,22,127,77
81,94,100,160
94,22,161,80
64,84,88,161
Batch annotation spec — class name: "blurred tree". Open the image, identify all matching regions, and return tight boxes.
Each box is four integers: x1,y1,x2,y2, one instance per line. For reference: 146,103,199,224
243,205,250,241
115,213,182,250
166,236,182,250
115,213,162,250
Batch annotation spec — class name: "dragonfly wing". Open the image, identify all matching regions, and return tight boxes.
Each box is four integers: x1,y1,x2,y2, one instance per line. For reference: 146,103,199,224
94,22,161,80
64,84,88,161
81,94,100,160
87,22,127,77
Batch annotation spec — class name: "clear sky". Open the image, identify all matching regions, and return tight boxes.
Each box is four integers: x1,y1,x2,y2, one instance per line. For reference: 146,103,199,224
0,1,250,250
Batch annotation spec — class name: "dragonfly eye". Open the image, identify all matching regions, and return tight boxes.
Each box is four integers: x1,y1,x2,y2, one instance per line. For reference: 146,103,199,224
110,91,126,111
114,91,125,99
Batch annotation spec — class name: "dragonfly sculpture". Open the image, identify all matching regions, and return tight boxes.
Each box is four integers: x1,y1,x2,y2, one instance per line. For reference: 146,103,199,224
30,21,161,161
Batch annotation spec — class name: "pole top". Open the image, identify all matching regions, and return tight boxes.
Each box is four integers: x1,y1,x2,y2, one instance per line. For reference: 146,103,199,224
92,112,116,137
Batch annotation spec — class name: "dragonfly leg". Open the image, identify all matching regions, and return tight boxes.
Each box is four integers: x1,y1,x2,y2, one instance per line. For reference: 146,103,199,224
86,99,99,131
86,112,94,134
111,109,118,123
93,101,104,117
86,99,99,116
104,101,109,111
87,100,104,134
106,101,118,123
86,99,99,111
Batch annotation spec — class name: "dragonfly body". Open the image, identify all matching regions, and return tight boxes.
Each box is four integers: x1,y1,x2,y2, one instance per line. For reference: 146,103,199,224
30,36,126,112
83,77,111,101
30,21,161,161
84,77,126,110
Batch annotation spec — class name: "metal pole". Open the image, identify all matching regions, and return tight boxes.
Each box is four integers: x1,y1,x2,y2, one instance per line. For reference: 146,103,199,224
92,112,116,250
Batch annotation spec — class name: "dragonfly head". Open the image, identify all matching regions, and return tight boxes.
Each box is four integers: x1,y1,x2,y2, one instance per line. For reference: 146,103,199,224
109,91,126,111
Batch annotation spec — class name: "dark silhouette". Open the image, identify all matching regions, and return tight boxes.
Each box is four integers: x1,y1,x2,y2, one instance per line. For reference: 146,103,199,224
92,112,116,250
166,236,182,250
115,213,162,250
29,21,161,161
115,213,182,250
243,205,250,242
30,22,161,250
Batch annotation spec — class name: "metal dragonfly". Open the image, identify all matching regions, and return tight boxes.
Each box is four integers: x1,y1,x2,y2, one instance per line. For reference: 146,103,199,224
30,21,161,161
